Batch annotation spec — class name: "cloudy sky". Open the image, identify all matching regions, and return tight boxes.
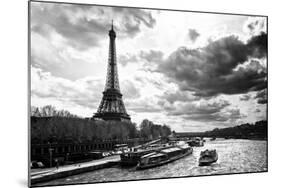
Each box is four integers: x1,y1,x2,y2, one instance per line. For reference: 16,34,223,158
30,1,267,132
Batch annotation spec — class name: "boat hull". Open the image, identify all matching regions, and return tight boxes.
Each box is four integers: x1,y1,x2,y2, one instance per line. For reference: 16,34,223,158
198,159,217,166
199,153,218,166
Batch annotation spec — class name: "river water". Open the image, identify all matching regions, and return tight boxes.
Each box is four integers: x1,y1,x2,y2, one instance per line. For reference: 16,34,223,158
37,139,267,186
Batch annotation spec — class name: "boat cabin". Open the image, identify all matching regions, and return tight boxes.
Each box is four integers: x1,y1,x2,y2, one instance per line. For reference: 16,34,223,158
114,144,128,152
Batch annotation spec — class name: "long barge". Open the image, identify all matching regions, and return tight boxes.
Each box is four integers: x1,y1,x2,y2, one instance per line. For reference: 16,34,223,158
120,144,171,166
120,149,156,166
136,145,193,170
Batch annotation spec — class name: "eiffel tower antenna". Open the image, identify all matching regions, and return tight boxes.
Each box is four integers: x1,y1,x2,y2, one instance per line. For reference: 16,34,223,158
93,22,130,122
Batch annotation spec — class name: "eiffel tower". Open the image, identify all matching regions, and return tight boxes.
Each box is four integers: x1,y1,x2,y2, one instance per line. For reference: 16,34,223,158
93,22,131,121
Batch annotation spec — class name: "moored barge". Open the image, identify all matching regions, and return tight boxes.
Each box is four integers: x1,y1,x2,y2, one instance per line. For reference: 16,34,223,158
187,137,204,147
136,145,193,170
120,144,172,166
120,149,156,166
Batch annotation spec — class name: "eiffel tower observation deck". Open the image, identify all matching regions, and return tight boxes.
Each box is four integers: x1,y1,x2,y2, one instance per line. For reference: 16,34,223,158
93,22,131,121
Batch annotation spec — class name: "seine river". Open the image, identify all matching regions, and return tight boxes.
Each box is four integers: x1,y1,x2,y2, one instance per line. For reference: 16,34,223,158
37,139,267,186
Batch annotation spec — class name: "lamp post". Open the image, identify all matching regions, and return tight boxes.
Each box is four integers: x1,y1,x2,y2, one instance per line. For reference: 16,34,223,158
49,148,54,167
66,153,69,163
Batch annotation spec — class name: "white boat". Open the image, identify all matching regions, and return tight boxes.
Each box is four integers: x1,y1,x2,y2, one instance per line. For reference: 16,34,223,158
199,149,218,166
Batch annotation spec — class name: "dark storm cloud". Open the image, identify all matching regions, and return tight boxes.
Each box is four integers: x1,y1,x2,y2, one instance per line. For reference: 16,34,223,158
247,32,267,58
31,2,156,50
158,32,267,97
255,89,267,104
187,29,200,42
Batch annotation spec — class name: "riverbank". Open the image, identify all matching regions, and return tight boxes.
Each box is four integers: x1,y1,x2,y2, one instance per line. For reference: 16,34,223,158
30,155,120,186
